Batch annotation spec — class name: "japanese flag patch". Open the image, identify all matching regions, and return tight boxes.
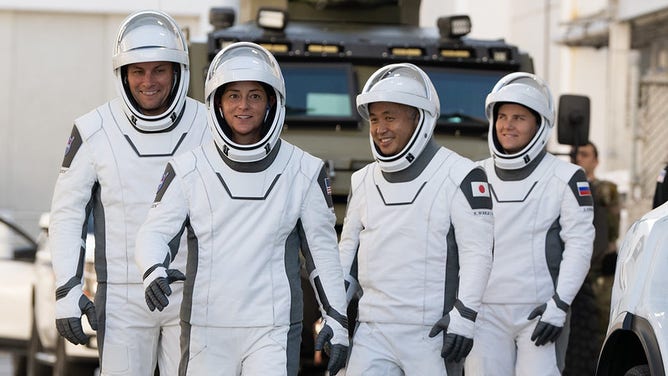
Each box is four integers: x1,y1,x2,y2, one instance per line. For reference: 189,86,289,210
471,181,490,198
577,181,592,197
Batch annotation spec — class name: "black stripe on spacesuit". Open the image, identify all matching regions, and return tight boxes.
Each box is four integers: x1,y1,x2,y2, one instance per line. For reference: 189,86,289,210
283,226,304,374
91,183,109,359
455,300,477,321
55,277,80,300
123,132,187,157
216,172,281,200
443,224,459,315
55,184,98,300
286,322,302,376
297,219,348,329
167,219,187,263
544,217,564,288
154,164,176,204
61,125,83,168
568,169,594,207
317,166,334,208
459,167,493,210
180,217,198,375
375,181,427,206
285,225,304,324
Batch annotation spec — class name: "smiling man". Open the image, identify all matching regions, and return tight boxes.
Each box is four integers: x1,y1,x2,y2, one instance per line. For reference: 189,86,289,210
49,10,210,376
338,63,494,375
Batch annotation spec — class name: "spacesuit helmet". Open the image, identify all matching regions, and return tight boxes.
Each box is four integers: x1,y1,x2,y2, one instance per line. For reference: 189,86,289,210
204,42,285,163
112,10,190,132
485,72,555,170
356,63,440,173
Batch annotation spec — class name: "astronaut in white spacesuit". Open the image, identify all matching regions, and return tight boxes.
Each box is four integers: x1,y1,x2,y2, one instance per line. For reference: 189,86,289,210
338,63,494,375
134,42,349,376
49,10,209,375
464,72,595,376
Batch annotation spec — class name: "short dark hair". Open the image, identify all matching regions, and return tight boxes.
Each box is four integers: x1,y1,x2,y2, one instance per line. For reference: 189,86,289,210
494,102,541,125
584,141,598,158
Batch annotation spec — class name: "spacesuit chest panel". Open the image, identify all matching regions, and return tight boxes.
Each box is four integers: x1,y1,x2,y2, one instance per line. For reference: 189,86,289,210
109,97,198,157
372,167,427,205
371,148,450,205
487,158,553,204
208,142,291,200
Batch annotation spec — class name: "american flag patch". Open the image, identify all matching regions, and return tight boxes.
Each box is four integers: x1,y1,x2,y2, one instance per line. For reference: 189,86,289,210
471,182,490,197
157,171,169,192
577,181,591,196
325,177,332,196
64,135,75,155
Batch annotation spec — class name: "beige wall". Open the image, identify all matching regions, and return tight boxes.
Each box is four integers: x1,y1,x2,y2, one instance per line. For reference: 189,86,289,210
0,10,206,234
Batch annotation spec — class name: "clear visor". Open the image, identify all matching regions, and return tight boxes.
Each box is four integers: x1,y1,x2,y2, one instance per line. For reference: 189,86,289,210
205,44,284,101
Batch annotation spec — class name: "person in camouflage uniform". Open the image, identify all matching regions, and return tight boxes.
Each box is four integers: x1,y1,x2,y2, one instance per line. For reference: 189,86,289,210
564,141,620,375
574,141,620,285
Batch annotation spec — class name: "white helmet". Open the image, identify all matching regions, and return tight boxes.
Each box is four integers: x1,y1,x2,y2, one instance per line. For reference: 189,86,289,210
112,10,190,132
204,42,285,163
485,72,555,170
356,63,440,173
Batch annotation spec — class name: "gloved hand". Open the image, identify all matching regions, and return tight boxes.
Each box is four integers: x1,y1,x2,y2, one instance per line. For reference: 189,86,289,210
527,295,569,346
143,268,186,312
56,293,98,345
429,300,476,363
314,316,349,376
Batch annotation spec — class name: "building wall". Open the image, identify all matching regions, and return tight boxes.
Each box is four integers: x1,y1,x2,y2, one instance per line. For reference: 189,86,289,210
0,2,234,234
2,0,664,233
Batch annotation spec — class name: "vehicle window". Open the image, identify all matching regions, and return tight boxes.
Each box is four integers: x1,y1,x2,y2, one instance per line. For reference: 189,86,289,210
425,68,509,130
281,63,356,121
0,217,37,260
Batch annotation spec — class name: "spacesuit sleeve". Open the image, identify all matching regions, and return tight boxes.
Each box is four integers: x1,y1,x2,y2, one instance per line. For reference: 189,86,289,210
50,125,98,290
338,169,367,304
449,166,494,313
299,165,348,328
135,162,190,281
555,168,595,305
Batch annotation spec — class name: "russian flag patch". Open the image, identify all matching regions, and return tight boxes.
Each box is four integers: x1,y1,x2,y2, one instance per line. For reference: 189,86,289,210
471,182,490,197
577,181,592,196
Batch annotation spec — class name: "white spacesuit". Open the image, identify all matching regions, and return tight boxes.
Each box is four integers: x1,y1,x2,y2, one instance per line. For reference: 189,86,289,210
464,72,595,376
338,63,494,375
134,42,349,376
49,10,209,375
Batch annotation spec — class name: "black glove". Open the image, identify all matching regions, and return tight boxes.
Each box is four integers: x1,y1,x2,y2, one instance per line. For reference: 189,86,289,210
56,295,98,345
314,320,348,375
145,269,186,312
428,306,475,363
527,296,568,346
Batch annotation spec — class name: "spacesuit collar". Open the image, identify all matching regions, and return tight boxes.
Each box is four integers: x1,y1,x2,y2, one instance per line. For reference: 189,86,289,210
217,139,282,173
494,148,547,181
383,138,439,183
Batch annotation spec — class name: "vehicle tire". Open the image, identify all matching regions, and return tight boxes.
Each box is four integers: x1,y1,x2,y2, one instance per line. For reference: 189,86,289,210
27,319,50,376
563,280,601,376
53,337,98,376
624,365,651,376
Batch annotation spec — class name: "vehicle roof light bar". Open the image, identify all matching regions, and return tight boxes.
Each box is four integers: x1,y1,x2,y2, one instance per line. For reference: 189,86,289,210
257,7,288,31
438,15,472,39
